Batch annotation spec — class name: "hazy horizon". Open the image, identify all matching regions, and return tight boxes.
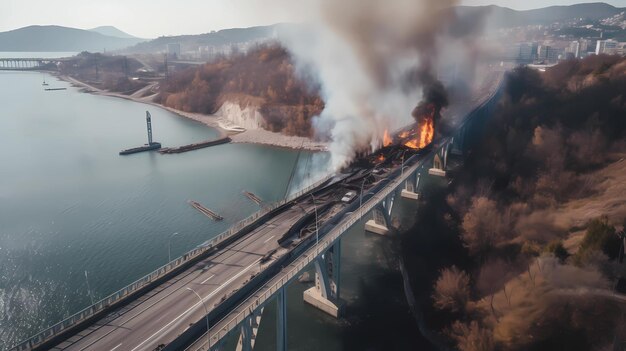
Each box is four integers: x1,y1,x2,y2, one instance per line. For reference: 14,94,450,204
1,0,625,38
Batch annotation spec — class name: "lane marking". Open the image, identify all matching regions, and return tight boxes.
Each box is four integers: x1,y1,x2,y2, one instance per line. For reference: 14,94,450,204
263,235,275,244
110,343,123,351
130,259,261,351
201,274,215,284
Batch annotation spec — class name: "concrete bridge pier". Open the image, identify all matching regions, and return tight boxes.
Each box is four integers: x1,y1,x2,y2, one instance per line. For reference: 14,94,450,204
428,144,449,177
365,192,395,235
303,240,344,318
401,171,421,200
236,307,264,351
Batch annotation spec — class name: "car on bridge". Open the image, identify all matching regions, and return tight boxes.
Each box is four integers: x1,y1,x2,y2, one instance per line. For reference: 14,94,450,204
341,191,357,203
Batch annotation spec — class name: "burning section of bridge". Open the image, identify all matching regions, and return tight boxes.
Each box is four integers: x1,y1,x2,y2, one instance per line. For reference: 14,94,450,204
384,103,436,150
382,76,447,152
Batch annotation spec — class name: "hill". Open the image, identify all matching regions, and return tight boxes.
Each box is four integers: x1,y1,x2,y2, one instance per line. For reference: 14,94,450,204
455,2,625,29
125,3,626,55
89,26,141,39
123,24,292,54
0,25,146,52
156,45,323,137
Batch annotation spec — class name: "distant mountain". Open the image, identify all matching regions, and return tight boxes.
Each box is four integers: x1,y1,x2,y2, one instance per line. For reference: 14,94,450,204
455,2,625,28
89,26,140,39
0,25,146,52
124,24,289,54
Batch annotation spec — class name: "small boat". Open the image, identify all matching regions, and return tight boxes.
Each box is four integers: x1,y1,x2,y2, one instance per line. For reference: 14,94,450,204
42,74,49,86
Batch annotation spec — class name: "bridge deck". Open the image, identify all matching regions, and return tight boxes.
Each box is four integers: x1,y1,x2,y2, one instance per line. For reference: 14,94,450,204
52,203,312,351
187,147,434,351
17,70,505,351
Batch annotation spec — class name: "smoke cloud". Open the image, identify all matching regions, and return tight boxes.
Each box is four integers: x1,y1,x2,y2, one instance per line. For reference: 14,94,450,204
281,0,478,168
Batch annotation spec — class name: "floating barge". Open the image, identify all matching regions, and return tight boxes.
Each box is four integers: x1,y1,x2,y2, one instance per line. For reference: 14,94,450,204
120,111,162,155
44,88,67,91
119,142,162,155
188,200,223,221
243,191,263,205
159,137,231,154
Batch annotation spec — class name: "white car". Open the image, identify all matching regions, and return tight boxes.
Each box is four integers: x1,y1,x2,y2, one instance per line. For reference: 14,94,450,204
341,191,357,203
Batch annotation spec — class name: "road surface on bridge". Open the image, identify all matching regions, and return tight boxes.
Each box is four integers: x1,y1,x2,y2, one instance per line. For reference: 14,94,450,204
53,203,313,351
30,70,504,351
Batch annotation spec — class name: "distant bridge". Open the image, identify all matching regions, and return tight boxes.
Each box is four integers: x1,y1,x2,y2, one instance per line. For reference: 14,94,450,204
0,58,66,71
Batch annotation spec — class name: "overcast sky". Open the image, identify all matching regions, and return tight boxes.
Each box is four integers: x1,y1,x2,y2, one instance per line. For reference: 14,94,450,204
1,0,625,38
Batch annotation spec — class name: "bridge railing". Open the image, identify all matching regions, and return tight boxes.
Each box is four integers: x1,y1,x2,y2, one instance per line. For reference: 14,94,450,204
11,175,332,351
190,144,432,350
14,75,505,351
190,78,506,350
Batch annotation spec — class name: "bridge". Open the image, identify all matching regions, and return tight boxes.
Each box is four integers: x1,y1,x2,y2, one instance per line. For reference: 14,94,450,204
11,73,504,351
0,57,67,71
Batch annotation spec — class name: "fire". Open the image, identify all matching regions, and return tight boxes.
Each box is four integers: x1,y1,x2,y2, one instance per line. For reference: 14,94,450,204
377,154,385,162
404,104,435,150
383,129,392,147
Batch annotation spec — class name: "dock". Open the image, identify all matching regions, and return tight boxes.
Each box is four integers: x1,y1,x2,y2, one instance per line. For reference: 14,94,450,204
188,200,223,221
243,191,263,205
159,137,231,154
120,111,162,155
119,142,161,155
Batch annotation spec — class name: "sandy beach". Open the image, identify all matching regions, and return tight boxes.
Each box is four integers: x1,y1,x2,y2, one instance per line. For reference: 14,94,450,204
58,75,328,151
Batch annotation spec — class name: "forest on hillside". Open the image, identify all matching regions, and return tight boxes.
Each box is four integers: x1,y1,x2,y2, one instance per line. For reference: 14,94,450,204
402,54,626,351
156,45,324,137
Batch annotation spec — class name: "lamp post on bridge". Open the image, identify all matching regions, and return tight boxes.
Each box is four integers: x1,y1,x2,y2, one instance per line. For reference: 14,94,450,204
187,287,210,351
360,176,371,219
401,150,408,177
310,193,319,250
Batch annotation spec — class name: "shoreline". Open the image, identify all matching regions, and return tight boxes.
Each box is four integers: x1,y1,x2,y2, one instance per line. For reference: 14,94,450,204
55,74,328,152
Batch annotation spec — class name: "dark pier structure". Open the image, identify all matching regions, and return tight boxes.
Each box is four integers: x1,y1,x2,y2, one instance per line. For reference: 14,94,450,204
119,111,162,155
158,136,230,154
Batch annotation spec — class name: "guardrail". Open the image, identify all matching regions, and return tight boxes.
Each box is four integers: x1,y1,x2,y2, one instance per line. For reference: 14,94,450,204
11,175,333,351
15,74,506,351
189,143,433,350
188,79,506,350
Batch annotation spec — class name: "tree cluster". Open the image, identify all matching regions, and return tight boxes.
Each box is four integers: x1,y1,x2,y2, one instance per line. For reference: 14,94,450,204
157,45,324,137
428,55,626,351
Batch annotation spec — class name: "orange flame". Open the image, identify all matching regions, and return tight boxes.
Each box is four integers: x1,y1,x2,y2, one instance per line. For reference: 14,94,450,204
383,129,392,147
377,154,385,162
404,110,435,150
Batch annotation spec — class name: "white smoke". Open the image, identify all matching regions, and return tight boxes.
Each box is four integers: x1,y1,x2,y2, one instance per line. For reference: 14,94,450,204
280,0,460,169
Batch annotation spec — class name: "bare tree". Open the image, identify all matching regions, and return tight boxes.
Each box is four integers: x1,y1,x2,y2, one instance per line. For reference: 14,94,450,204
432,266,470,313
461,197,503,256
450,320,495,351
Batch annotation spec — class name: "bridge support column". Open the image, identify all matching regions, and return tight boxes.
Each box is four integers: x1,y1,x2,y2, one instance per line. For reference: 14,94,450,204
236,307,264,351
365,192,395,235
303,240,344,318
277,288,287,351
450,132,464,156
428,144,448,177
401,171,421,200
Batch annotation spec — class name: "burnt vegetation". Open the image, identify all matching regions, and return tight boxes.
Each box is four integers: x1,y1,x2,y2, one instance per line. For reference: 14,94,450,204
156,45,324,137
403,55,626,351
